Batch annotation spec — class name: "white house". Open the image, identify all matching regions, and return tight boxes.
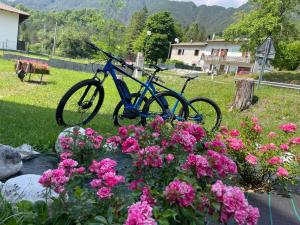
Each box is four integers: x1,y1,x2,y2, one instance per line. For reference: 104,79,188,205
0,2,29,50
170,39,253,75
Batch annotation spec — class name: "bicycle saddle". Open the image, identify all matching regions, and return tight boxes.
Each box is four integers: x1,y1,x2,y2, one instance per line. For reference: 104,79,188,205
149,64,168,72
181,75,198,80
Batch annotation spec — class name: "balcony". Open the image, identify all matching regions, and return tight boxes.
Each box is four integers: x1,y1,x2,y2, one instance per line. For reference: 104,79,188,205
202,55,252,66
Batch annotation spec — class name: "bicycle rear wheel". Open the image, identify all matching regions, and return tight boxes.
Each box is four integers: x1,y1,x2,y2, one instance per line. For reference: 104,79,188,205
56,79,104,126
185,97,222,132
141,91,189,126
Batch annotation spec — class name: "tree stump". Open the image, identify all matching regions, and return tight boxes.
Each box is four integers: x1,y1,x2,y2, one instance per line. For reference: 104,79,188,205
230,79,255,111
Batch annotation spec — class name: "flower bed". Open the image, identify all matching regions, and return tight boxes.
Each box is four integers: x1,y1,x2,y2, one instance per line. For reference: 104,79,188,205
2,118,299,225
15,60,50,75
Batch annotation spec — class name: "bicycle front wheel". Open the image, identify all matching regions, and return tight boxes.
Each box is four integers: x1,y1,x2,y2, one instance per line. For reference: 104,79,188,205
186,97,222,132
56,79,104,126
141,91,189,126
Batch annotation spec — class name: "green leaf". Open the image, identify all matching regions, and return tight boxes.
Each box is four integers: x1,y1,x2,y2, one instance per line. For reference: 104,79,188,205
94,216,107,224
107,207,113,224
158,218,170,225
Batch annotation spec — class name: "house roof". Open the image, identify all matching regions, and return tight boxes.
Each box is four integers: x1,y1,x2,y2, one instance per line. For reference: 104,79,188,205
0,2,30,16
172,42,208,47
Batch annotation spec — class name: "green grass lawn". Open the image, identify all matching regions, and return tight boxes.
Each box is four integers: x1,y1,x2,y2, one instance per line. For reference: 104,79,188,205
0,58,300,151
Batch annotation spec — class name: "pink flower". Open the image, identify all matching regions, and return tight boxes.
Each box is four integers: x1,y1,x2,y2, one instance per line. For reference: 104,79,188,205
229,129,240,137
180,122,206,141
128,179,144,191
85,128,97,136
251,124,263,133
59,137,73,150
122,137,140,153
102,171,125,187
71,166,85,175
91,135,103,149
171,130,196,152
39,169,69,193
268,132,278,139
78,141,86,148
90,179,102,188
226,138,244,151
279,123,297,133
220,126,229,135
277,167,289,177
280,144,289,151
97,187,112,199
164,179,195,207
205,139,226,153
182,154,212,178
207,150,237,177
106,136,122,149
140,186,156,206
141,146,163,168
59,159,78,169
60,152,73,160
125,201,157,225
259,143,277,152
245,154,258,165
89,158,117,176
267,157,283,165
251,117,259,123
151,132,160,138
118,127,128,138
289,137,300,145
166,154,175,164
149,116,164,131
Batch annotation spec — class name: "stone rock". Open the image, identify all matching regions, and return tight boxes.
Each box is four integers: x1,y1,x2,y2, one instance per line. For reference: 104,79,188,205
0,144,23,179
55,126,85,153
1,174,58,203
16,144,40,160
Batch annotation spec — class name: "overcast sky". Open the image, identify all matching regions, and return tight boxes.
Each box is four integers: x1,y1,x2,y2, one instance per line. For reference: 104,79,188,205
175,0,248,8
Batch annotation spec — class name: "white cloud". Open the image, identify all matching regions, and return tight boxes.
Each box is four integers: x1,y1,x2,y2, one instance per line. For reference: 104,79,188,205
174,0,248,8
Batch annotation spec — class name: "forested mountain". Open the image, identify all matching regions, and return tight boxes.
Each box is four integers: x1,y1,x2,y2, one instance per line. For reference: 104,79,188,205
5,0,249,33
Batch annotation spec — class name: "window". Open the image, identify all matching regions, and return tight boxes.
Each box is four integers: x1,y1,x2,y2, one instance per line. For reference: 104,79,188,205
177,49,184,55
194,50,199,56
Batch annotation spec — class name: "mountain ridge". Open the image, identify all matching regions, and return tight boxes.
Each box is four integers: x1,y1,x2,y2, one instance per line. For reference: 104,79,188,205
4,0,249,33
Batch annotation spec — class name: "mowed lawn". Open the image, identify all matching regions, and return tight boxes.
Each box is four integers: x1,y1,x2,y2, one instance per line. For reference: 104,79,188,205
0,58,299,151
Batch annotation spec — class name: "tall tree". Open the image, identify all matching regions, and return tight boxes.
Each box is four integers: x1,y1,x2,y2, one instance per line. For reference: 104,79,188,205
224,0,300,52
184,22,206,42
134,11,178,63
125,7,148,58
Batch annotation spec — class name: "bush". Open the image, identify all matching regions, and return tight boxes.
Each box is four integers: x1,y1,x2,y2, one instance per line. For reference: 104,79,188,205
36,120,260,225
273,41,300,71
207,117,300,191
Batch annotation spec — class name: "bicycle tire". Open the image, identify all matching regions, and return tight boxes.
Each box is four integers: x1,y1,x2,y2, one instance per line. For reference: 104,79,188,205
141,91,189,126
56,79,104,126
113,93,148,127
186,97,222,132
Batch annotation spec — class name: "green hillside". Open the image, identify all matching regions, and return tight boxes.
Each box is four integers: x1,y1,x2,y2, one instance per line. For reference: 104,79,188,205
6,0,247,33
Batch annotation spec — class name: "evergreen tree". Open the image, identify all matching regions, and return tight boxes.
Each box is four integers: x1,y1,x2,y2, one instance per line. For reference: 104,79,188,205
184,22,206,42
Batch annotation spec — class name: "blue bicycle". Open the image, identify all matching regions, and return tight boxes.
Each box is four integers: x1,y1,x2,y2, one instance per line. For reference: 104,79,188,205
56,42,190,127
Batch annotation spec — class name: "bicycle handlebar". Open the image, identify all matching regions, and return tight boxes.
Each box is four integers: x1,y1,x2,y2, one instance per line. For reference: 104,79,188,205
85,41,135,71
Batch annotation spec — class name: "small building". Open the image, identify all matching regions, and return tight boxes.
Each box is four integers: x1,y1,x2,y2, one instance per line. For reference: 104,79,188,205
0,2,29,50
170,39,253,75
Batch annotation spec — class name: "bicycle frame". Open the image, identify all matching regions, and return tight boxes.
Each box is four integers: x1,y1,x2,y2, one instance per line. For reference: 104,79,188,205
97,59,182,118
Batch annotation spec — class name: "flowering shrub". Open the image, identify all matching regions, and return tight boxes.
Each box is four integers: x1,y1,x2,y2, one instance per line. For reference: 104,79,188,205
210,117,300,191
40,120,260,225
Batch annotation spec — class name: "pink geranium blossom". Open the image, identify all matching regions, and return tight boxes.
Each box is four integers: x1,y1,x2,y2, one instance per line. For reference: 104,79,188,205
245,154,258,165
277,167,289,177
268,132,278,139
164,179,195,207
289,137,300,145
60,152,73,160
280,144,289,151
181,154,212,178
229,129,240,137
226,138,245,151
207,150,237,177
166,154,175,164
122,137,140,153
85,128,97,136
259,143,277,152
59,137,73,150
251,124,263,133
267,157,283,165
140,146,163,168
125,201,157,225
279,123,297,133
39,168,69,193
97,187,112,199
102,171,125,187
171,130,196,152
118,127,128,138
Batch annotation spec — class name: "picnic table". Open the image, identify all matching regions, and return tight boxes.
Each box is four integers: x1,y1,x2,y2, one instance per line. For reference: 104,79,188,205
16,60,50,83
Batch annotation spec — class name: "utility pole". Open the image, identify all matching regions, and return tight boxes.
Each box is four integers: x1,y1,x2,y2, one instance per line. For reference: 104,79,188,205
52,22,58,57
